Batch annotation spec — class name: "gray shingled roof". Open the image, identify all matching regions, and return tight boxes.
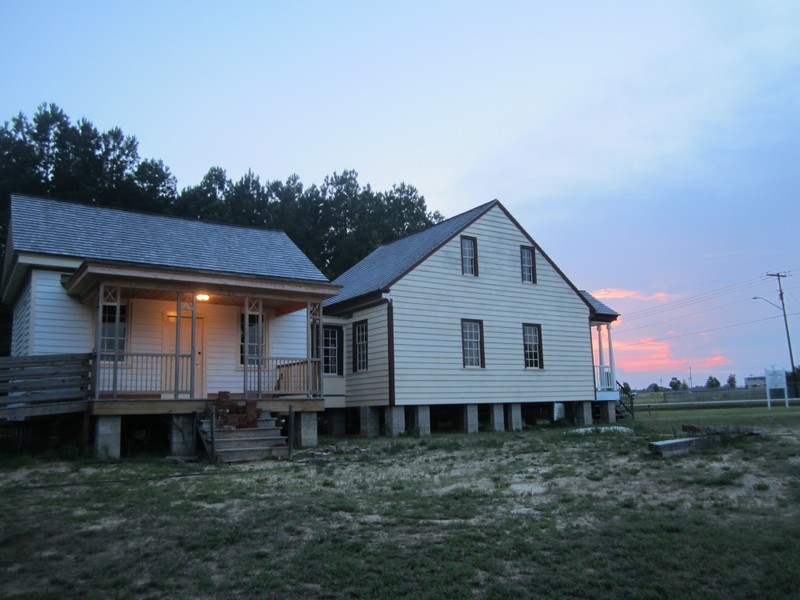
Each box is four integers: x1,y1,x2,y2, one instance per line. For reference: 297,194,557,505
327,201,497,307
9,194,329,283
580,291,620,321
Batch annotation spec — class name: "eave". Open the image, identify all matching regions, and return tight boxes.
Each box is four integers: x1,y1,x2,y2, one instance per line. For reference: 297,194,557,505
62,261,340,311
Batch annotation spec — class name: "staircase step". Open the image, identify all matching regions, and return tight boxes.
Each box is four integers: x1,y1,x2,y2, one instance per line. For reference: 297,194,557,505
213,426,282,440
214,435,287,450
216,446,290,463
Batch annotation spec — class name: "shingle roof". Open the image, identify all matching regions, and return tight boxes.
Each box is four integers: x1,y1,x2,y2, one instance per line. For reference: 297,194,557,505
326,201,497,308
580,291,620,321
8,194,329,283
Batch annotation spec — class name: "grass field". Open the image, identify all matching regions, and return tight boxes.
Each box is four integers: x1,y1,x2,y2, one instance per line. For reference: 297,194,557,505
1,407,799,599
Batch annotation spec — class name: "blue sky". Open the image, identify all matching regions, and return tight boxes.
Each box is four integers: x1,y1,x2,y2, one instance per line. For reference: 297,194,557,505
2,0,799,388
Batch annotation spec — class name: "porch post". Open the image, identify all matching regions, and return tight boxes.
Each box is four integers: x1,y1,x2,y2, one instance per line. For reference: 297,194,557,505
307,302,322,397
243,298,264,399
190,294,197,399
97,285,122,399
94,284,104,400
607,324,617,389
596,324,605,371
174,292,182,399
243,297,249,398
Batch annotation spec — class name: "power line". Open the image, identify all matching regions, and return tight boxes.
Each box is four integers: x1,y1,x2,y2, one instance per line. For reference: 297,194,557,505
619,276,769,322
617,312,799,348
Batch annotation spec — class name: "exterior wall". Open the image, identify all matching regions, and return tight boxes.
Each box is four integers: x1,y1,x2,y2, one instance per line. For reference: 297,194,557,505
389,205,595,406
11,277,32,356
29,270,93,355
269,309,306,357
342,302,391,407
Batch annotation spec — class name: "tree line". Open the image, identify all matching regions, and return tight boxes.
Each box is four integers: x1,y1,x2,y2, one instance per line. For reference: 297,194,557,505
0,103,443,281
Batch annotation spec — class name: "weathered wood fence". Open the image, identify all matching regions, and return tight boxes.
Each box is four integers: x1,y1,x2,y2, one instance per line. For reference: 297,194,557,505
0,353,93,416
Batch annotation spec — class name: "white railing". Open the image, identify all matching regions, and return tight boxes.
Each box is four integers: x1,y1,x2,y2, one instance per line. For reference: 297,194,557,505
97,353,193,397
97,353,320,399
595,365,615,391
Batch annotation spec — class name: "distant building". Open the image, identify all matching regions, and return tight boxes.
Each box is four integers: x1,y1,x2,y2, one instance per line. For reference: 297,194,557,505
745,376,766,389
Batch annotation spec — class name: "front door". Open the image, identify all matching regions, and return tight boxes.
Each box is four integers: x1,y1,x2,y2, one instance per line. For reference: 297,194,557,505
163,315,205,399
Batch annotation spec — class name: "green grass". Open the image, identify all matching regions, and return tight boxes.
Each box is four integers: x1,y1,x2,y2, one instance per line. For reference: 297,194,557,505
1,410,799,599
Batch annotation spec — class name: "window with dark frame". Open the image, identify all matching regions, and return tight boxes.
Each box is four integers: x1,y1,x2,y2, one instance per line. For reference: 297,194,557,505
239,312,264,366
353,320,368,372
521,245,536,283
461,319,485,368
523,323,543,369
100,304,127,362
322,326,343,375
461,235,478,276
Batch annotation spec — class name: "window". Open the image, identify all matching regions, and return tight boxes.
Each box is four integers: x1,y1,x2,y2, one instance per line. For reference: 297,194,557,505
240,313,264,365
100,304,127,362
521,246,536,283
461,319,485,368
461,236,478,276
323,326,343,375
523,323,543,369
353,320,368,372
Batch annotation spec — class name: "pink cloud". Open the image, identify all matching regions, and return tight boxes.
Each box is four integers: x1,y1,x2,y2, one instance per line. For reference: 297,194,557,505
695,355,730,368
615,338,687,373
591,288,670,302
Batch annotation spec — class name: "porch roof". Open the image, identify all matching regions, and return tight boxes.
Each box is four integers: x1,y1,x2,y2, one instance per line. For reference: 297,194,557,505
7,194,330,284
62,261,338,312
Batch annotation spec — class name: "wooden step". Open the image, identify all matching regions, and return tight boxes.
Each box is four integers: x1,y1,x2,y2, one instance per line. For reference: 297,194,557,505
213,426,282,440
215,435,286,450
216,445,290,463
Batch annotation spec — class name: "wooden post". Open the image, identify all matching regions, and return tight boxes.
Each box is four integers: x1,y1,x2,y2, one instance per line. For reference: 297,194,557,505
287,404,295,459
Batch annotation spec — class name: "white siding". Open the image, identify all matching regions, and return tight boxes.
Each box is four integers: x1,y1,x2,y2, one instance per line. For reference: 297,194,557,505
343,303,390,407
269,309,306,357
11,277,32,356
389,206,595,406
29,270,93,355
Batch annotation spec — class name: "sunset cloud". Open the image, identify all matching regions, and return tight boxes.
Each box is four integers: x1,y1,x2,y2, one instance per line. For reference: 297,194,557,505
615,339,687,374
591,288,670,302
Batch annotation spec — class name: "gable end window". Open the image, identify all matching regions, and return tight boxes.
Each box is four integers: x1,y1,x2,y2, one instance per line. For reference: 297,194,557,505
521,246,536,283
323,326,344,376
461,236,479,276
353,320,368,373
523,323,543,369
461,319,485,368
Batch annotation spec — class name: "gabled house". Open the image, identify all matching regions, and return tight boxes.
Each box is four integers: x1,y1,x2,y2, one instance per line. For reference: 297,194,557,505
322,200,620,436
1,194,339,457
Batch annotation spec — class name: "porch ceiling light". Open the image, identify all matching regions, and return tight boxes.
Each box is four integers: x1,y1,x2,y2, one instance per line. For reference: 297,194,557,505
196,293,210,302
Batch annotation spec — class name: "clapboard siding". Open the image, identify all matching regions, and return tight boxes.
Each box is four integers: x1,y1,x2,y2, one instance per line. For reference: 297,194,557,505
389,205,594,406
269,310,306,357
343,302,390,407
29,271,93,355
11,277,32,356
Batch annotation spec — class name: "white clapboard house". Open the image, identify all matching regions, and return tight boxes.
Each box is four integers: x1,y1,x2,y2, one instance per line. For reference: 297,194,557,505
322,200,620,436
1,194,339,457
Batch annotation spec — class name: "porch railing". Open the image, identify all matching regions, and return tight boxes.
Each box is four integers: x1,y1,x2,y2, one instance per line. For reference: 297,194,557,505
244,357,322,397
97,353,193,398
595,365,615,391
96,353,321,398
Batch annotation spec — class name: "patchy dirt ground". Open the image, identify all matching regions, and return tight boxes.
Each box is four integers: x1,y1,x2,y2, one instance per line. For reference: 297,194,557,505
1,416,799,599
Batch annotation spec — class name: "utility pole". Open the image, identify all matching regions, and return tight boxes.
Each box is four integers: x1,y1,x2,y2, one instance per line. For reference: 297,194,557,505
766,272,798,399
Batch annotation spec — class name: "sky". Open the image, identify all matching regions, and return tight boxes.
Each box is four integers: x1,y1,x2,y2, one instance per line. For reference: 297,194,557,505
2,0,799,389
